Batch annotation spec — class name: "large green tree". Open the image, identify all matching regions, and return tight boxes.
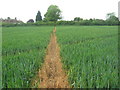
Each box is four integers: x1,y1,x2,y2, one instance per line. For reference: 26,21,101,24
44,5,62,22
36,11,42,22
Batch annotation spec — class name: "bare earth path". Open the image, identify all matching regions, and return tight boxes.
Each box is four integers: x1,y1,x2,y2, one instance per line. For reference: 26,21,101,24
33,27,70,88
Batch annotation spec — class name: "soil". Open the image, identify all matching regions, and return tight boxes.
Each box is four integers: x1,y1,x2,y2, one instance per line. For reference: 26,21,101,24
32,27,70,88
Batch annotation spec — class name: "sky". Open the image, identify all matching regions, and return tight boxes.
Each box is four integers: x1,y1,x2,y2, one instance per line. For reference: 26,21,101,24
0,0,119,22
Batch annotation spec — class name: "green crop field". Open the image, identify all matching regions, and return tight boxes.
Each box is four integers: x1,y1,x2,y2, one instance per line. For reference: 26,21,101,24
56,26,118,88
2,26,119,88
2,26,53,88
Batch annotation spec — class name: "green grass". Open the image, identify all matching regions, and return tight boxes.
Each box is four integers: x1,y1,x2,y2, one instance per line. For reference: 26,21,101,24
2,26,53,88
56,26,118,88
2,26,119,88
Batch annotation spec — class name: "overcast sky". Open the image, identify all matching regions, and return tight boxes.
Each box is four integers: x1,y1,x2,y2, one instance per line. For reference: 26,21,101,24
0,0,119,22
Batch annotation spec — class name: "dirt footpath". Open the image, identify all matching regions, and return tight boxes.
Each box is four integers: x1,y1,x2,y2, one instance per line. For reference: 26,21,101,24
32,27,70,88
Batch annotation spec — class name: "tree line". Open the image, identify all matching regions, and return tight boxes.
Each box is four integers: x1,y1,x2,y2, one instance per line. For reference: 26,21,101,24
1,5,120,27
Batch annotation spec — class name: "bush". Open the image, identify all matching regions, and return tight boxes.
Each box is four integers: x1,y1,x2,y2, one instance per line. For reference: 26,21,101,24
2,19,120,27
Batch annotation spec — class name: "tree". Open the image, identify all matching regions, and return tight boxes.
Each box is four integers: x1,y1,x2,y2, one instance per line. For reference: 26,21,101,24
27,19,34,23
74,17,83,22
44,5,62,22
36,11,42,22
15,17,17,20
7,17,11,20
106,12,119,25
106,12,115,19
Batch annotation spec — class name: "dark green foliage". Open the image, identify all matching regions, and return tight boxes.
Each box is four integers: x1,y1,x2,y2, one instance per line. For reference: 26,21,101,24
106,13,119,25
74,17,83,22
27,19,34,23
2,19,120,27
7,17,11,20
2,12,120,27
36,11,42,22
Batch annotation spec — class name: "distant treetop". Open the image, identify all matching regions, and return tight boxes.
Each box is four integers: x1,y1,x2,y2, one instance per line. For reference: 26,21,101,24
27,19,34,23
44,5,62,22
36,11,42,22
